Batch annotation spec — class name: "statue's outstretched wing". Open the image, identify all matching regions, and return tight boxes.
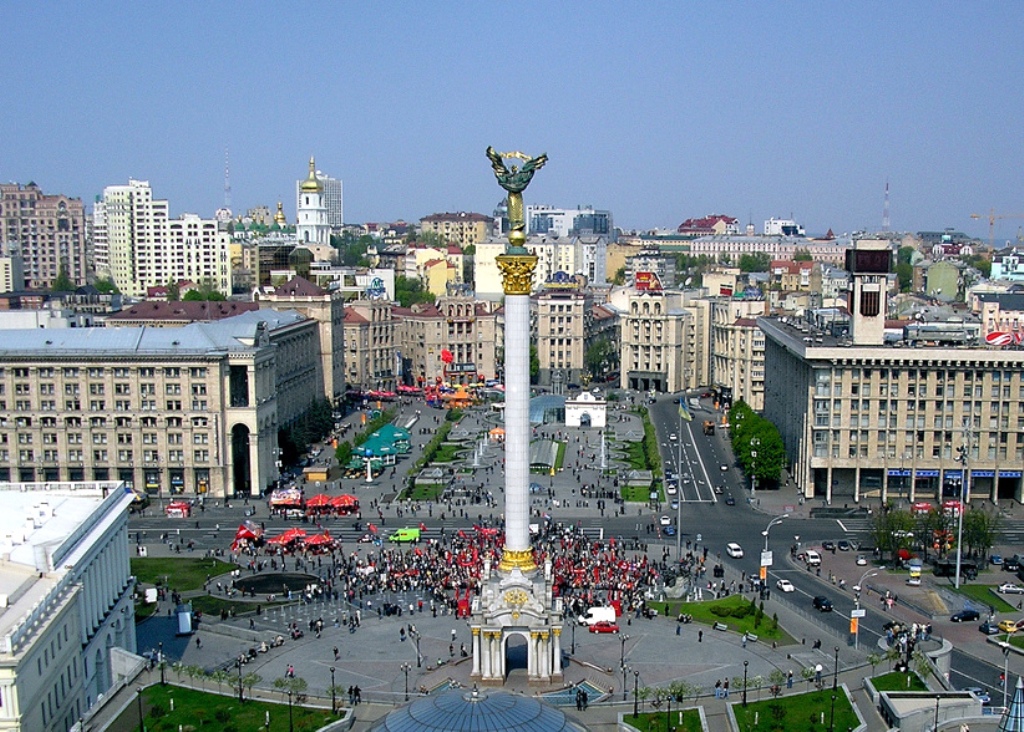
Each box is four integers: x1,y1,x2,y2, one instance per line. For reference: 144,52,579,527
486,146,509,176
520,153,548,176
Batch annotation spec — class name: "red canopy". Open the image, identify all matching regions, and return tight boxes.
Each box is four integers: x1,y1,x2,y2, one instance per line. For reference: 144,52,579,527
304,531,333,546
330,495,359,507
306,494,332,508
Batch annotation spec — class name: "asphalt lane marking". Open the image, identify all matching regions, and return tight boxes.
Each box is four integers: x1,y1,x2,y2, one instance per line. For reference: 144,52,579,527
837,520,848,532
686,421,716,504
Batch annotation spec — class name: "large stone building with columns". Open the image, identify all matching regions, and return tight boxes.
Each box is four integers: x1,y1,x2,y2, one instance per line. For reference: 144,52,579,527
0,482,136,731
762,240,1024,505
0,310,320,498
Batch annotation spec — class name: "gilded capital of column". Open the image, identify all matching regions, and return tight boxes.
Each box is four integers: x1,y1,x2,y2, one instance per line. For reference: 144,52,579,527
496,253,538,296
498,547,537,573
552,627,561,637
471,627,480,637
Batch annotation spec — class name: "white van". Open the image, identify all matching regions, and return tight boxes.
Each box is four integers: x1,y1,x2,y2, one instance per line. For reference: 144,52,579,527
726,542,744,558
577,606,617,626
805,550,822,567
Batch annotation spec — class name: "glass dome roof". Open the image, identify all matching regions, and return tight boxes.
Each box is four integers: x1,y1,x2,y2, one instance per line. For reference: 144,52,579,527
368,688,590,732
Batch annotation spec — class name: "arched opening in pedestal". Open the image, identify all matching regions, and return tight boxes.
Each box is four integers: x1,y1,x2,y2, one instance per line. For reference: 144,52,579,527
503,631,529,679
579,412,592,427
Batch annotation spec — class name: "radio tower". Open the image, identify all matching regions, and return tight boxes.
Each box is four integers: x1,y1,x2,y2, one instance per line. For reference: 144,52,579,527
881,178,890,232
223,147,232,211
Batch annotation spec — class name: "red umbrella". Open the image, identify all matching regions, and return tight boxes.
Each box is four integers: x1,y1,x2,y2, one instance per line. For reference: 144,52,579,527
330,495,359,507
304,531,333,546
306,494,331,508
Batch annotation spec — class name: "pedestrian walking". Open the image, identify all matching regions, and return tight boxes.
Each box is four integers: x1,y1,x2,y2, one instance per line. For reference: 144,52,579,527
698,629,703,643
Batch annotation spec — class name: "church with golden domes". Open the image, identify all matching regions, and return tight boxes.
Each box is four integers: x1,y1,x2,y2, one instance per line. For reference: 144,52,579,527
296,156,331,246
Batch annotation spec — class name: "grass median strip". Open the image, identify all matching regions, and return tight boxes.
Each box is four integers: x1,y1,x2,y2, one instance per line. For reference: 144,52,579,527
647,594,791,642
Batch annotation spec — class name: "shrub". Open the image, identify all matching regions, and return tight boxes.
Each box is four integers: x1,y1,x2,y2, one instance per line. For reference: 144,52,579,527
214,709,231,723
730,605,750,619
709,605,732,617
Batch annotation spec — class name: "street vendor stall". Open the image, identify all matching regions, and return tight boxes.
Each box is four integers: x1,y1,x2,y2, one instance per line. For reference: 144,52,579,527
165,500,191,518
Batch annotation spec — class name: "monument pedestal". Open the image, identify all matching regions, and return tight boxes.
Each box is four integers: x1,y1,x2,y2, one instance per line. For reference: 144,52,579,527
470,560,563,685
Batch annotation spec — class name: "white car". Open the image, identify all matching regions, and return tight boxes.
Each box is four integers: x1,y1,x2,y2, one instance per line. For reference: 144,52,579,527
726,542,744,558
666,484,678,495
720,465,729,472
660,515,672,526
855,555,868,566
998,582,1024,595
669,433,678,441
776,579,795,593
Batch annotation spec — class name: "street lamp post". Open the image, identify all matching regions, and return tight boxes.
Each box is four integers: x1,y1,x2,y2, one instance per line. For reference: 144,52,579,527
571,622,576,655
620,634,630,669
237,658,243,702
852,570,878,650
743,660,749,707
666,692,672,732
401,662,411,701
287,690,294,732
1002,643,1011,709
633,670,640,718
833,647,839,691
136,687,145,732
829,693,837,732
410,628,421,667
330,666,336,713
158,641,165,685
954,420,972,590
622,665,629,701
750,438,760,497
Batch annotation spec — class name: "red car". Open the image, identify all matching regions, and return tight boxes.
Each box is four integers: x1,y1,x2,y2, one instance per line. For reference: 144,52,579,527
589,621,620,634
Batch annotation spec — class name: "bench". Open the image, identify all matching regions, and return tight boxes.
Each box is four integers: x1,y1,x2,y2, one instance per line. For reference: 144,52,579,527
745,633,758,643
713,622,729,632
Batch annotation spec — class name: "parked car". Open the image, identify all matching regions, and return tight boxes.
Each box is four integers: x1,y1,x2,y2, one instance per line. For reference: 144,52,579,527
837,540,853,552
589,621,620,634
1004,556,1021,572
997,618,1024,633
776,579,795,593
822,540,836,551
812,596,833,612
951,609,981,623
998,582,1024,595
991,554,1004,566
855,555,868,566
979,621,1002,635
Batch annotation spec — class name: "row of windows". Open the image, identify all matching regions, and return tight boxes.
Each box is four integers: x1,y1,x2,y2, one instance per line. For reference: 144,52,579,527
5,432,208,445
8,449,210,463
3,367,207,379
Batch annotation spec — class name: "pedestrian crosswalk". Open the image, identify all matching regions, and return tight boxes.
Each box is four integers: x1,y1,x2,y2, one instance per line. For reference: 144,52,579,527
836,517,1024,545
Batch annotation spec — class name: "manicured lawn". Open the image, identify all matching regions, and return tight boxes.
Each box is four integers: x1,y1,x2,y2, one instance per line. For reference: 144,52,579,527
621,485,663,503
189,596,268,616
132,557,237,591
431,443,465,462
648,594,791,642
623,708,702,732
871,670,928,692
1009,633,1024,650
733,688,858,732
132,683,340,732
405,483,444,501
953,583,1016,614
554,441,567,470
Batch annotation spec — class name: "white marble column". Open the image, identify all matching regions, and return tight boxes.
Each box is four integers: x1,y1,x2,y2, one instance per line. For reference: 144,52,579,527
551,628,562,677
504,293,531,558
471,629,481,676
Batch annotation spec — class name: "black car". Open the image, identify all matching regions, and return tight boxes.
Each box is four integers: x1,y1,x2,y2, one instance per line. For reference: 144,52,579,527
822,540,836,551
724,495,736,506
812,596,833,612
837,540,852,551
1004,555,1021,572
951,609,980,623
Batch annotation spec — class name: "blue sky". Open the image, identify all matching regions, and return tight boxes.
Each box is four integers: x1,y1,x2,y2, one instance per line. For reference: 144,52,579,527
4,2,1023,240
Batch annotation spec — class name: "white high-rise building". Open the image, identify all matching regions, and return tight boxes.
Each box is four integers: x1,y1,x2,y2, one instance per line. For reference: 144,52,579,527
295,158,333,245
93,179,231,298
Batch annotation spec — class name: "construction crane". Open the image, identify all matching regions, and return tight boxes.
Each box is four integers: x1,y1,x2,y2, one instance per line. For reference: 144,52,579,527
970,208,1024,248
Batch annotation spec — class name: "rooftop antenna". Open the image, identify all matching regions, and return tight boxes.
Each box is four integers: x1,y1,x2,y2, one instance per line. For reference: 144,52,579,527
882,178,890,232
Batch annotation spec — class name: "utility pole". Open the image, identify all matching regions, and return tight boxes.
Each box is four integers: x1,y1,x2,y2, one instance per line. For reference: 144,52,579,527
954,418,973,590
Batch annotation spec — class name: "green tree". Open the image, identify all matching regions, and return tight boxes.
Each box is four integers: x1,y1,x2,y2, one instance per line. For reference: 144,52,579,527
793,248,813,261
182,279,226,301
738,252,770,272
242,672,262,700
93,277,120,294
166,279,181,301
871,508,916,562
584,337,617,378
963,509,1002,560
335,232,373,266
529,343,539,382
897,246,916,265
394,276,434,307
896,261,913,292
612,266,626,285
51,264,74,292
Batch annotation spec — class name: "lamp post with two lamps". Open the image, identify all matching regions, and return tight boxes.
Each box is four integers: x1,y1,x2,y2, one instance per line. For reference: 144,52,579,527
743,660,749,707
330,666,336,714
409,627,422,667
401,662,411,702
287,689,294,732
236,658,243,702
761,514,788,587
158,641,165,685
622,664,629,701
632,670,640,718
619,634,630,670
833,646,840,691
136,687,145,732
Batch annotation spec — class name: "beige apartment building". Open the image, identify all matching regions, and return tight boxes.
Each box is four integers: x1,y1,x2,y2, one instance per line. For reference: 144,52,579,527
419,212,492,248
393,296,499,386
0,183,88,290
535,286,592,389
710,298,768,411
94,180,231,298
344,299,397,392
617,289,691,393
